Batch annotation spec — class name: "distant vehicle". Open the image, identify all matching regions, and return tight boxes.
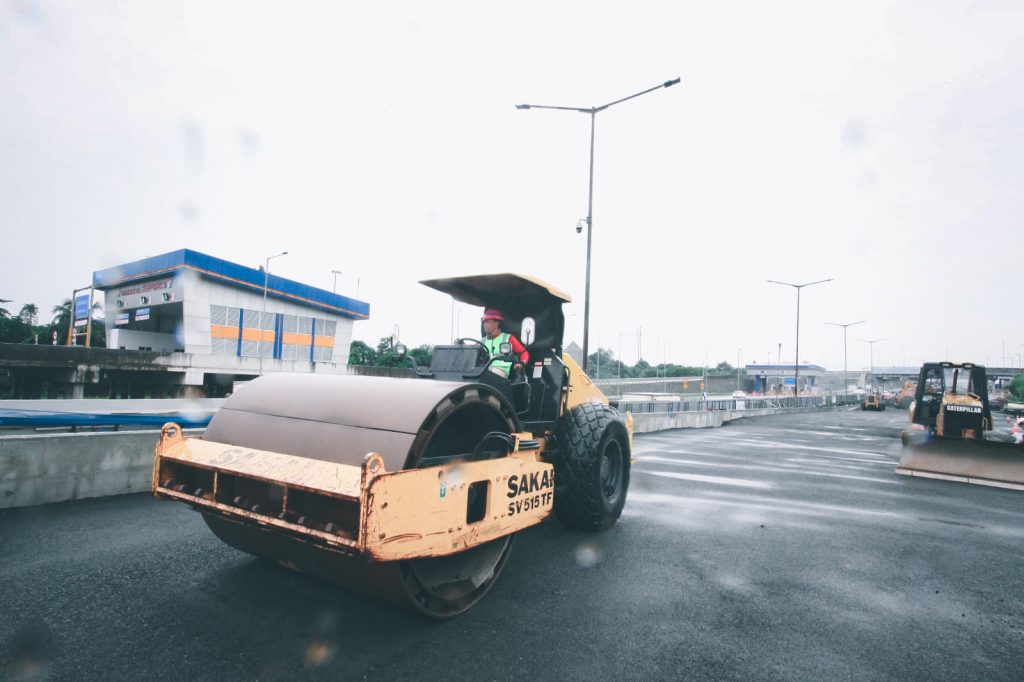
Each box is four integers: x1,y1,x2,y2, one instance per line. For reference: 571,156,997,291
895,381,917,409
862,394,885,411
988,394,1007,411
731,390,746,399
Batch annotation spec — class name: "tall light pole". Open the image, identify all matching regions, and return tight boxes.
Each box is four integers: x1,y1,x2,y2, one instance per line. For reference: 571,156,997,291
736,347,742,391
826,320,865,397
331,269,342,293
617,331,635,379
778,342,782,394
767,278,833,396
260,251,288,375
859,337,886,379
516,77,680,373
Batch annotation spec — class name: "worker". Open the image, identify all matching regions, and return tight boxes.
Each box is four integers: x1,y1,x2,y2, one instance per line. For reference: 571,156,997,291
481,308,529,378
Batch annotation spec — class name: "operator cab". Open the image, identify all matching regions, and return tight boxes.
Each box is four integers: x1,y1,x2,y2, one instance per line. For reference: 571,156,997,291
410,273,573,429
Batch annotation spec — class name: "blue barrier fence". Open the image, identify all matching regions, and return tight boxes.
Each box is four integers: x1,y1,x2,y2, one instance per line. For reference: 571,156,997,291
0,409,213,430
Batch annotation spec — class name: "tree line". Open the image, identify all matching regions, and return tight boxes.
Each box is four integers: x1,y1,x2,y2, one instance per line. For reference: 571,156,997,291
0,298,106,347
347,338,734,378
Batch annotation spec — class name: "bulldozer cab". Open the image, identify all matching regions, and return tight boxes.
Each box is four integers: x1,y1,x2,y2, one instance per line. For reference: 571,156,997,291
911,362,992,436
418,274,573,428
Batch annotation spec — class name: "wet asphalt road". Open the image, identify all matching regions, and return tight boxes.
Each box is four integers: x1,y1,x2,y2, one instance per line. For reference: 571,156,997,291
2,408,1023,681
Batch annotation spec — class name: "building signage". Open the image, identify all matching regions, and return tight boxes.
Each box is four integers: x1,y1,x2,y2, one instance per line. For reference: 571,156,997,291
113,277,178,312
115,312,130,326
74,293,90,320
116,278,174,297
135,307,151,321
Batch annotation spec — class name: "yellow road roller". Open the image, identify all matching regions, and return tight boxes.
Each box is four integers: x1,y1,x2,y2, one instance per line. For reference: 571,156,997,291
897,361,1024,490
152,274,633,617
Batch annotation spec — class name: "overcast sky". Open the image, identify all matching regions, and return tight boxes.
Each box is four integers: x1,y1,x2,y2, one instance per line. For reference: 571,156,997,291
2,1,1022,371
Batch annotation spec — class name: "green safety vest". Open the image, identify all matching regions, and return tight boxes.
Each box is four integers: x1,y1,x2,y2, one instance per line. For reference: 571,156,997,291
482,333,512,374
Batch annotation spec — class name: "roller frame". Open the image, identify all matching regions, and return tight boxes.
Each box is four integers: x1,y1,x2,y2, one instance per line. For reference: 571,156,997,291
153,423,555,562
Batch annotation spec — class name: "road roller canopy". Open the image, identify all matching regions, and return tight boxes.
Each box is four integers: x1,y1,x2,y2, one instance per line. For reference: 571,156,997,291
419,273,571,357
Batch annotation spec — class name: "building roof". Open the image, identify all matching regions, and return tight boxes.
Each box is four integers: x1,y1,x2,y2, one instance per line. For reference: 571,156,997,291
92,249,369,319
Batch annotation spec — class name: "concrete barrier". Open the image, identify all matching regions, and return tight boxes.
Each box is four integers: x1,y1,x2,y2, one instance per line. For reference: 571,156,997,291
0,429,202,510
629,405,832,433
1,404,847,510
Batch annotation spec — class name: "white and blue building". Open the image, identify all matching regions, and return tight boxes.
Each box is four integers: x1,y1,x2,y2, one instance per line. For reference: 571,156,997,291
91,249,369,394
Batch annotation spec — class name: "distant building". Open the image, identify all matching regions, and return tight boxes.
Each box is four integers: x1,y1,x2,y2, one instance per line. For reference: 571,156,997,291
564,341,584,366
0,249,371,400
744,363,826,393
94,249,368,366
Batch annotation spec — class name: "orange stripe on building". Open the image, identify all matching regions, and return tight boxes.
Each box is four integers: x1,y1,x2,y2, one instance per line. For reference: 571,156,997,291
240,328,275,343
210,325,240,340
213,326,331,348
281,332,312,346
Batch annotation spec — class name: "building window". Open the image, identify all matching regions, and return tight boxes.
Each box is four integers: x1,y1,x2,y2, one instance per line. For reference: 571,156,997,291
140,296,150,305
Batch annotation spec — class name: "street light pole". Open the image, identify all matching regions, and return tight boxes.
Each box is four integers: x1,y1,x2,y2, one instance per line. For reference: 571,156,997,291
331,269,342,293
736,347,742,391
516,77,680,374
859,337,887,380
260,251,289,375
826,320,865,397
767,278,833,397
778,342,782,395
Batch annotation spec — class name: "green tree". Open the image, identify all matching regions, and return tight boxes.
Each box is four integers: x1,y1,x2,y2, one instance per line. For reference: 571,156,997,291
348,339,376,365
1009,374,1024,401
0,314,31,343
18,303,38,326
88,316,106,348
587,347,621,379
409,345,433,368
51,299,72,344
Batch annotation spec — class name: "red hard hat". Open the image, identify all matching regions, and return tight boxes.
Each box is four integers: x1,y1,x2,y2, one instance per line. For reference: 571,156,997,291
481,309,504,322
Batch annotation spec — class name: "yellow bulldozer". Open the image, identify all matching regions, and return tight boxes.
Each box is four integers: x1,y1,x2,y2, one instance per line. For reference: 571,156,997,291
152,274,633,617
897,362,1023,490
894,380,916,409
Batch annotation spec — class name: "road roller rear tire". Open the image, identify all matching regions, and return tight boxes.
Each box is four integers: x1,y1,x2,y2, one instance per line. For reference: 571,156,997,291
554,402,631,531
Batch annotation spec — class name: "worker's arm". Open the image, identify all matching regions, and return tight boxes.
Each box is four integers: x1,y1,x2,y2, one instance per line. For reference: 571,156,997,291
508,335,529,366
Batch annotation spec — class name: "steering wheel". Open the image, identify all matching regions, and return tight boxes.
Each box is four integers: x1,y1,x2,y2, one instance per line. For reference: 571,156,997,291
455,338,492,366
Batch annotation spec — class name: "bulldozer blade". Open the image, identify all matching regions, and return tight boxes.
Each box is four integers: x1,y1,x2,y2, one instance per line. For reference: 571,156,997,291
897,431,1024,490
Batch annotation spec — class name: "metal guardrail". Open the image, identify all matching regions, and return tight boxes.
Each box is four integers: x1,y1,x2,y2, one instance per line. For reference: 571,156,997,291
612,394,862,414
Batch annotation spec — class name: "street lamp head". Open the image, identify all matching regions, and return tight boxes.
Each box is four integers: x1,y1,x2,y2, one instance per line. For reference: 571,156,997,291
663,78,681,88
515,104,531,110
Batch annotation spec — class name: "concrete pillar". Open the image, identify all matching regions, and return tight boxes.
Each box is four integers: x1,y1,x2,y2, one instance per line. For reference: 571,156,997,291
183,385,206,399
